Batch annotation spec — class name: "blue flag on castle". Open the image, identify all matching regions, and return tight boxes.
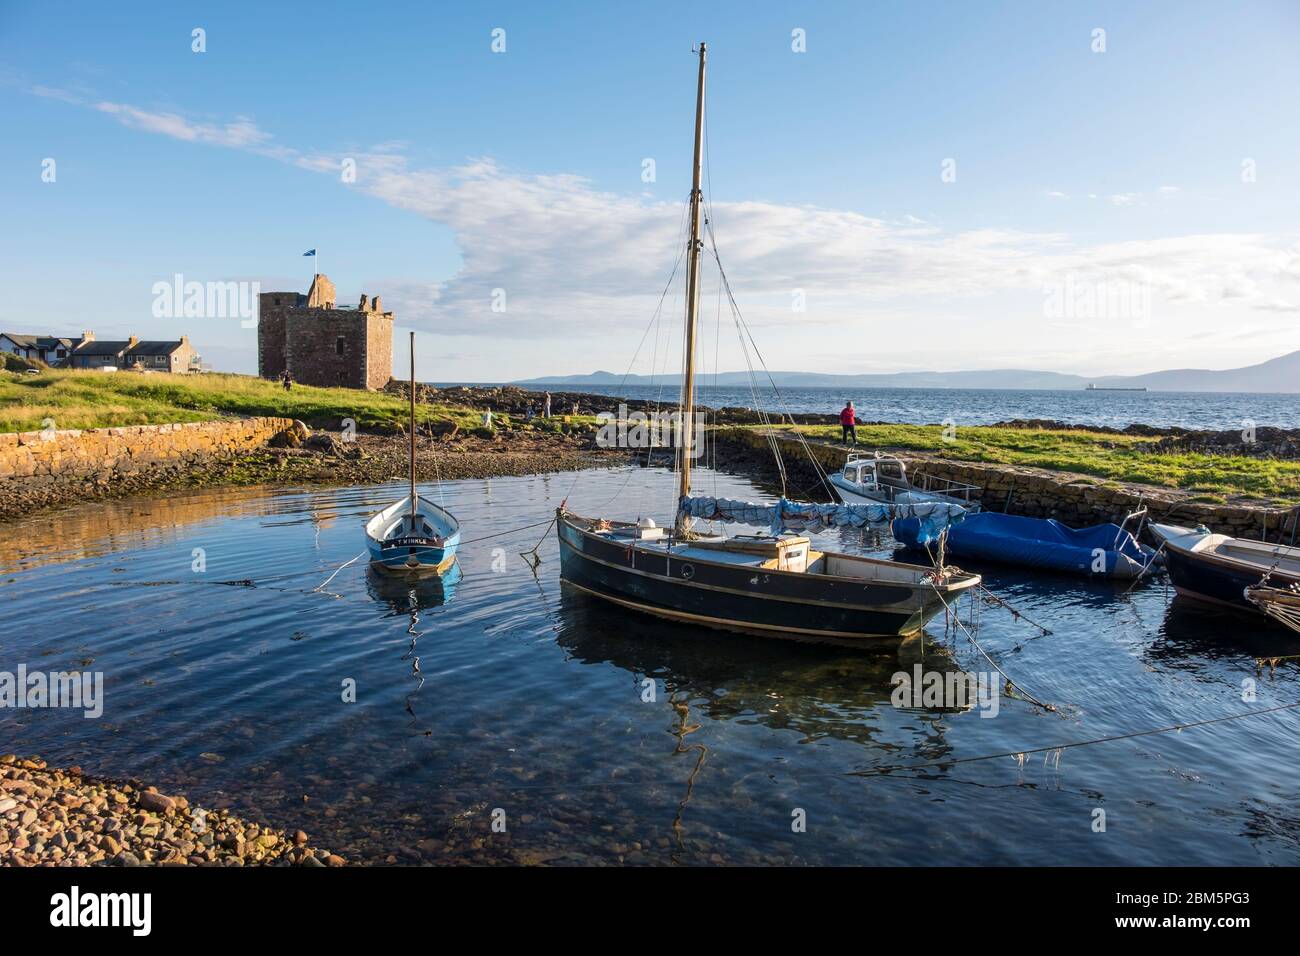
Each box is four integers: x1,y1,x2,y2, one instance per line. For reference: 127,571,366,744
303,249,316,257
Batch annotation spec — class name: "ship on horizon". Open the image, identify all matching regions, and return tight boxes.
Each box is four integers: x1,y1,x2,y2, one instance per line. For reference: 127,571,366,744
1085,383,1148,391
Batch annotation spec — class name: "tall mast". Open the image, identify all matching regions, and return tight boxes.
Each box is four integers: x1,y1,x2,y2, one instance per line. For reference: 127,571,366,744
677,41,707,523
409,330,417,517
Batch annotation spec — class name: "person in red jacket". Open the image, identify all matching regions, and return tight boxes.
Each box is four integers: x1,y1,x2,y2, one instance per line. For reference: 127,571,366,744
839,401,857,446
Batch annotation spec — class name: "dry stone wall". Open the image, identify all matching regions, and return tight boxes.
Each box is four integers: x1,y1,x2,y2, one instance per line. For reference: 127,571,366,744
713,428,1299,541
0,417,293,519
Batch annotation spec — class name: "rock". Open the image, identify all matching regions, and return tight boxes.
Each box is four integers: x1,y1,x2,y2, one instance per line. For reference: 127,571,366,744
293,830,309,845
138,791,175,814
325,854,345,867
0,797,16,813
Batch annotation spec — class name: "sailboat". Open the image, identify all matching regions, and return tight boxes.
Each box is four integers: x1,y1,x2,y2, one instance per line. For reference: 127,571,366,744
365,332,461,575
555,43,980,642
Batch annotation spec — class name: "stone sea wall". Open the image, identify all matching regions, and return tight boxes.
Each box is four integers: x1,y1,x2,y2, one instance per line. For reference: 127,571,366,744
713,428,1300,541
0,417,293,519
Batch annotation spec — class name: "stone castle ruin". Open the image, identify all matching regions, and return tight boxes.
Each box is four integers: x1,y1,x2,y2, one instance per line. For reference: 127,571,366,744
258,274,393,390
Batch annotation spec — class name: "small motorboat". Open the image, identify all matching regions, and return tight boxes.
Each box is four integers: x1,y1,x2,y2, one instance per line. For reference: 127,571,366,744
892,510,1158,579
1149,522,1300,614
830,453,981,511
365,331,460,577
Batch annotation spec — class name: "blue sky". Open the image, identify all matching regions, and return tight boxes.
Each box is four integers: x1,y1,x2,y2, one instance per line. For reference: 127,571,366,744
2,0,1298,381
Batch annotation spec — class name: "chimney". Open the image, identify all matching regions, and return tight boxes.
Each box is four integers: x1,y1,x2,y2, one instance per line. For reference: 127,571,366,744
128,336,139,347
371,296,382,313
81,330,95,342
359,294,369,311
180,335,189,345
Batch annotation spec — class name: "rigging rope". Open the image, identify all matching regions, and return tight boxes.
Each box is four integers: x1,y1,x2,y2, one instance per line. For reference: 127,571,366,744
847,699,1300,778
701,206,838,501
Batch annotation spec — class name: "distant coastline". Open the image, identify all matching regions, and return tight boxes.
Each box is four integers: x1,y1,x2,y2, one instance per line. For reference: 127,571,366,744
507,348,1300,394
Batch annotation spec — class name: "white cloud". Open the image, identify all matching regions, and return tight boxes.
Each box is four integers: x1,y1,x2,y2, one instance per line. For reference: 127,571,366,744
94,102,273,149
31,88,1300,371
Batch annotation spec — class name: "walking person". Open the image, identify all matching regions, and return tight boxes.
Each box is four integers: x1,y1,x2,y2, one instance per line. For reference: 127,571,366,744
281,370,293,392
839,400,857,447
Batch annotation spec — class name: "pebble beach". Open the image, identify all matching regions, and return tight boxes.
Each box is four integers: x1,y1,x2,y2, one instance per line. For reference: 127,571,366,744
1,755,344,867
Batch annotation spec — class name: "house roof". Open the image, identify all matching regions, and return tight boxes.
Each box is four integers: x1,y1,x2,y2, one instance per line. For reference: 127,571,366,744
75,341,133,356
126,341,185,357
2,333,80,350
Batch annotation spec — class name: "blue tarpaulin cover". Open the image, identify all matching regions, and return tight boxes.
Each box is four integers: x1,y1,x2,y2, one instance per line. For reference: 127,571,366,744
679,495,966,542
891,511,1157,579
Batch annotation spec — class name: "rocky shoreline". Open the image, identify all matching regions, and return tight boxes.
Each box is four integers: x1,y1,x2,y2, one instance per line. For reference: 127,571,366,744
1,754,343,867
4,383,1297,523
0,426,624,522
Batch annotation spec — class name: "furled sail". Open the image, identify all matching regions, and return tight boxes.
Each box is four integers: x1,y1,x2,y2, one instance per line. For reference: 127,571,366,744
678,495,966,542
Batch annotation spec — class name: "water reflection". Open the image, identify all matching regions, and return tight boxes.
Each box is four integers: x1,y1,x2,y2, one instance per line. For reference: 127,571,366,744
554,585,974,746
365,561,463,735
5,470,1300,865
1155,597,1300,665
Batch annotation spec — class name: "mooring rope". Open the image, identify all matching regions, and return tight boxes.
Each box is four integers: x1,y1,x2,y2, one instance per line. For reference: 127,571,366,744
927,581,1058,713
1123,540,1167,594
312,549,367,593
847,699,1300,778
975,584,1053,636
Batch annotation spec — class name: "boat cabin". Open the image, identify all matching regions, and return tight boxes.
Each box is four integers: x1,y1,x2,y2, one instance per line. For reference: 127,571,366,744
840,455,909,494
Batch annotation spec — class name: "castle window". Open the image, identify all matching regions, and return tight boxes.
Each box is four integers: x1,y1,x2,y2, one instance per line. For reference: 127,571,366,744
335,336,346,356
274,297,281,306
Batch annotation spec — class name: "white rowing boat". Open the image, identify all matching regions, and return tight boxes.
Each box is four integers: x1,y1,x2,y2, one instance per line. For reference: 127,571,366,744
365,331,460,577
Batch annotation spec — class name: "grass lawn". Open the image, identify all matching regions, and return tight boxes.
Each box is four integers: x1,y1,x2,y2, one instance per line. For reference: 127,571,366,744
0,370,509,435
781,422,1300,506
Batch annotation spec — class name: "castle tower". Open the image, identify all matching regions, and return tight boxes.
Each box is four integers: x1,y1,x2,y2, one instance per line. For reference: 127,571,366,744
257,274,393,390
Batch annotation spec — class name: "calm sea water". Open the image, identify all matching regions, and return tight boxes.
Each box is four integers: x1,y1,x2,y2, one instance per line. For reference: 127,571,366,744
3,467,1300,865
510,384,1299,431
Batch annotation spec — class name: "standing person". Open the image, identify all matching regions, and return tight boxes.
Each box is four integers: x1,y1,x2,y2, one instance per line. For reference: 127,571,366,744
543,391,552,418
839,400,857,447
282,369,293,392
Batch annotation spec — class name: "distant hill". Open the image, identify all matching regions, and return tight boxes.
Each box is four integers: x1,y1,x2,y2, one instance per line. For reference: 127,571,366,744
516,350,1300,393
